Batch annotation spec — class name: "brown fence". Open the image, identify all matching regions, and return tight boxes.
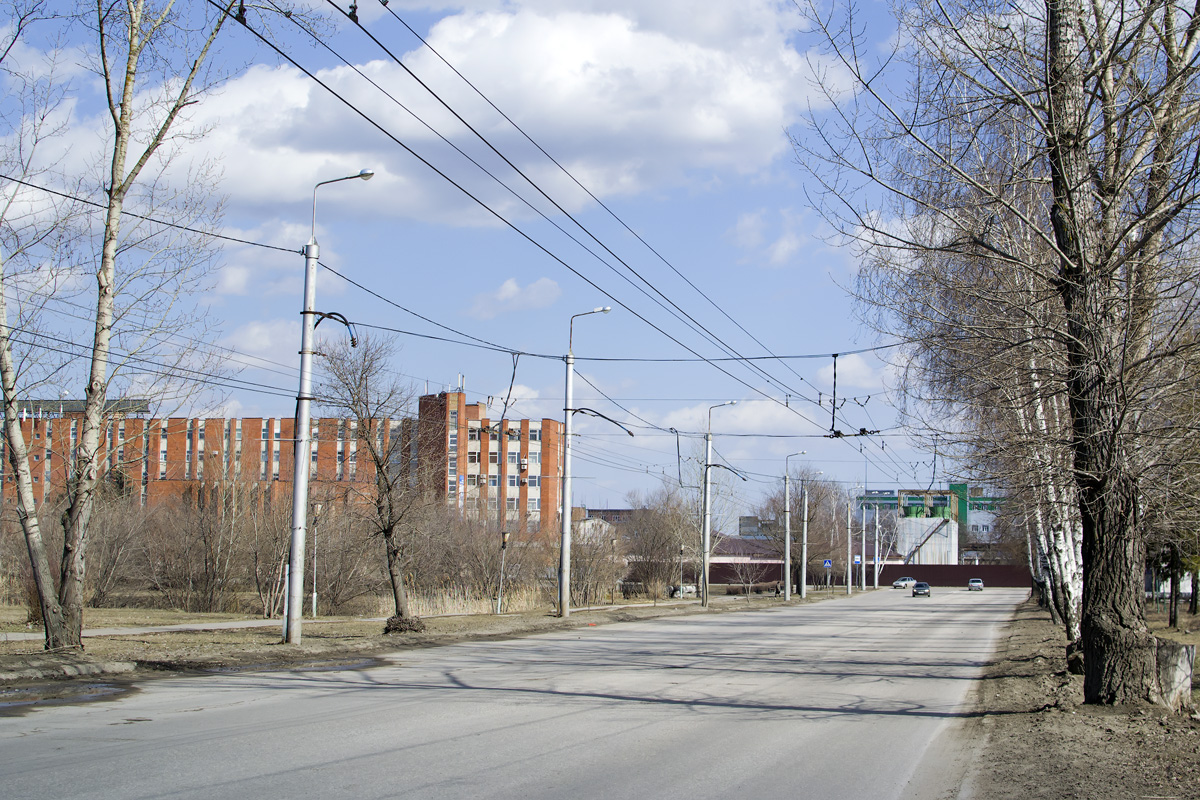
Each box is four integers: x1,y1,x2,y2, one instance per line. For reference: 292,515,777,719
878,564,1032,588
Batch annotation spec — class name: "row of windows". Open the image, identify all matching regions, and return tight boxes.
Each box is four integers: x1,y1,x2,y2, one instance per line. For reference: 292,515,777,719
465,426,543,442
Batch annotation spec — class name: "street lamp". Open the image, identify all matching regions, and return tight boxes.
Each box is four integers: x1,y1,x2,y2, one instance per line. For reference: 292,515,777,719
312,502,322,618
285,167,373,645
846,483,862,596
702,400,737,607
496,529,510,614
781,452,805,601
559,306,611,618
611,537,618,604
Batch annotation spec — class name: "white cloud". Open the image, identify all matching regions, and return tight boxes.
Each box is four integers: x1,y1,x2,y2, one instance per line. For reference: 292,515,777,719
730,210,767,248
216,265,250,295
222,319,301,371
108,2,819,226
816,353,883,390
467,276,560,319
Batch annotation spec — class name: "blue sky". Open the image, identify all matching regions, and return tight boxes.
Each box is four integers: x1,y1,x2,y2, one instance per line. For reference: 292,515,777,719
13,0,939,514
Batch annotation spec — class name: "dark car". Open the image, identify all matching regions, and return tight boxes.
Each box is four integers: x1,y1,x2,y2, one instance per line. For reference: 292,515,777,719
912,581,931,597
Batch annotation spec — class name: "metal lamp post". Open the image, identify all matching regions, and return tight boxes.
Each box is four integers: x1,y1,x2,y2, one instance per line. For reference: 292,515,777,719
782,451,806,601
284,168,373,645
701,400,737,607
558,306,611,618
786,466,821,600
496,530,510,614
679,544,685,598
611,538,618,604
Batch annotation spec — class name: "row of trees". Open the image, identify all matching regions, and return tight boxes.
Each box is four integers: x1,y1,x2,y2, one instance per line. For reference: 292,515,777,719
796,0,1200,705
0,476,559,619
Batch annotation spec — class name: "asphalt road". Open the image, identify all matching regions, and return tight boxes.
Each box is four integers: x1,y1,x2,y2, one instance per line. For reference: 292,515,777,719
0,587,1025,800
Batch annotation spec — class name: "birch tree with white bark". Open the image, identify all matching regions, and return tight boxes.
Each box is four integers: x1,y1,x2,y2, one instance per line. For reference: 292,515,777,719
0,0,305,650
796,0,1200,705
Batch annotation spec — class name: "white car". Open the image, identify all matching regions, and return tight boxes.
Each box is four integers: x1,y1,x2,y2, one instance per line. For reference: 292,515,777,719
892,576,917,589
968,578,985,591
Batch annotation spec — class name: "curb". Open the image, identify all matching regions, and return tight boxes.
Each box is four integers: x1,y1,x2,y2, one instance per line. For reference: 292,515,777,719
0,661,137,684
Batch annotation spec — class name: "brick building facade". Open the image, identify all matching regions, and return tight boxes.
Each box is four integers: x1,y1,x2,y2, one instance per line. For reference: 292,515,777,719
418,391,563,534
2,393,562,534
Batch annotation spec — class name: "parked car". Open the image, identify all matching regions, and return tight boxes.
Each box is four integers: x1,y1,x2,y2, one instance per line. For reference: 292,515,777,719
968,578,985,591
912,582,931,597
670,584,698,598
892,576,917,589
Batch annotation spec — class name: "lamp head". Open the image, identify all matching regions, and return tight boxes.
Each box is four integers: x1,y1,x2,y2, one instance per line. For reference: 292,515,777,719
358,169,375,181
593,306,611,314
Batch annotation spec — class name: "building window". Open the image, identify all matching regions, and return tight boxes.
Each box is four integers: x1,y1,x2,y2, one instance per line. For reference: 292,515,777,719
488,475,499,488
467,428,479,441
529,429,540,442
507,451,518,465
488,497,498,511
467,474,478,486
507,428,520,441
488,451,499,465
508,474,518,488
489,428,499,442
506,497,518,511
529,451,540,465
528,497,540,512
449,410,458,425
527,475,540,488
467,451,479,464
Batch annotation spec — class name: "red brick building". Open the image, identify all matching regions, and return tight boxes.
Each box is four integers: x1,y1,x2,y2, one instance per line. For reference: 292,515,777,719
3,393,562,533
418,391,563,534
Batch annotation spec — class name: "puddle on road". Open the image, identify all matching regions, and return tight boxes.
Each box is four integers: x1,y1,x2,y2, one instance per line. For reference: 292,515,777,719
0,681,135,715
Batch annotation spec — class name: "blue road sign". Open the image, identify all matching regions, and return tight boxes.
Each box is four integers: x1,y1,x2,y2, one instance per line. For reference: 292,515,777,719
823,559,832,569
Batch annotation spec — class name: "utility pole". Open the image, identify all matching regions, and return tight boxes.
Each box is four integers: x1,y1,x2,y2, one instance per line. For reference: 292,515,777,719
873,503,880,589
846,499,852,595
559,306,610,617
782,451,808,601
702,401,737,607
285,168,373,644
861,500,867,591
801,482,810,599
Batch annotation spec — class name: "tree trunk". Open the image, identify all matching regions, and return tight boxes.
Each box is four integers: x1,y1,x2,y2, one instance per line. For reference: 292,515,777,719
384,532,413,619
1079,477,1158,704
1190,571,1198,616
1169,544,1180,630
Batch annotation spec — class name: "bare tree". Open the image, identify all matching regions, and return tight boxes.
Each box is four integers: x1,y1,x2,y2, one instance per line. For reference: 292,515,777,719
316,334,427,632
796,0,1200,706
623,486,690,601
0,1,323,649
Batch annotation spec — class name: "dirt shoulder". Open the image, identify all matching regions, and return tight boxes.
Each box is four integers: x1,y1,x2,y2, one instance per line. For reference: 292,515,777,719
969,600,1200,800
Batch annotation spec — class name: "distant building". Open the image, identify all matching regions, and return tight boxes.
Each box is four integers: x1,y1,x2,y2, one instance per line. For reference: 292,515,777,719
857,484,1003,565
417,391,563,534
2,391,563,534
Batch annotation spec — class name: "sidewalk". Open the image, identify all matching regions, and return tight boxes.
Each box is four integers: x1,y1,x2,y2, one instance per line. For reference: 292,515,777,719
1,597,709,644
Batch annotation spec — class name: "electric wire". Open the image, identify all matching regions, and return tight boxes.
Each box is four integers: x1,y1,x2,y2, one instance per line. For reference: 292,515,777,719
372,0,836,410
300,3,843,410
218,5,856,441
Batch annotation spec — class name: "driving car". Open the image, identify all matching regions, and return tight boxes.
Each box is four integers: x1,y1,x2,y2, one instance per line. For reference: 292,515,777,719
912,581,931,597
892,576,917,589
968,578,984,591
